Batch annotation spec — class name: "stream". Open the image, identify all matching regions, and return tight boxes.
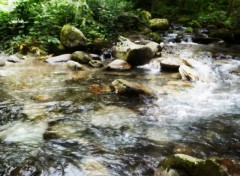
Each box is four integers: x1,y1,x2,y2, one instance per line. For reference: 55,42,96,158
0,33,240,175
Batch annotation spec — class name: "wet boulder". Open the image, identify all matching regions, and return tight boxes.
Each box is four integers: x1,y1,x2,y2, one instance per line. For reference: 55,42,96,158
111,79,155,97
179,59,212,82
160,58,181,72
70,51,92,64
149,18,169,30
60,24,87,49
45,54,71,64
67,60,88,71
154,154,228,176
105,59,132,71
230,69,240,75
209,29,234,43
112,36,161,66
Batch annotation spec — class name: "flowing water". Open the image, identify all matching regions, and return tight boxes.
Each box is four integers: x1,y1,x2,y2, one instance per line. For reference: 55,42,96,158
0,41,240,175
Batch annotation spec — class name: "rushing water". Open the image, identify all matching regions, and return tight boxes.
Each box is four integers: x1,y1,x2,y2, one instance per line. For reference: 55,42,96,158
0,41,240,175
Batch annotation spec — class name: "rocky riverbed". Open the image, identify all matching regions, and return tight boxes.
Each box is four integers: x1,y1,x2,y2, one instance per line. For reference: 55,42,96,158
0,34,240,175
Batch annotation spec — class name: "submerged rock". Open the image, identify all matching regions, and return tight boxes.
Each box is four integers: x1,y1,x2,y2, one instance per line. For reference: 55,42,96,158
111,79,155,97
105,59,132,71
230,69,240,75
112,36,161,66
149,18,169,30
70,51,92,64
154,154,228,176
45,54,71,64
60,24,87,49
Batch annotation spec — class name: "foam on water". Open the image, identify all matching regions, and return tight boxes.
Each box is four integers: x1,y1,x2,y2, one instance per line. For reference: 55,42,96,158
145,52,240,126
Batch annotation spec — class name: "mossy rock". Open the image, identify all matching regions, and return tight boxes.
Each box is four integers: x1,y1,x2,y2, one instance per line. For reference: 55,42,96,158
60,24,87,49
116,12,140,31
155,154,228,176
209,29,234,42
178,17,192,23
148,32,163,43
230,69,240,74
187,20,202,28
141,10,152,20
149,18,169,30
185,27,193,33
70,51,92,64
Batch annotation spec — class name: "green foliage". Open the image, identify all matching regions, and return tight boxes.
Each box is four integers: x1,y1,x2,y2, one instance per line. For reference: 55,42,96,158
198,11,232,28
86,0,134,37
0,0,136,54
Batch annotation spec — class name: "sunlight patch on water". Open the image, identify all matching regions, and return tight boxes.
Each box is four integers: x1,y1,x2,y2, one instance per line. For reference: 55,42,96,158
90,105,139,128
0,121,48,144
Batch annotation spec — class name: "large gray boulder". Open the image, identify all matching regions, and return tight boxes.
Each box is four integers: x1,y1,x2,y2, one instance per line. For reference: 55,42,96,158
111,79,155,97
112,36,161,66
60,24,87,49
155,154,228,176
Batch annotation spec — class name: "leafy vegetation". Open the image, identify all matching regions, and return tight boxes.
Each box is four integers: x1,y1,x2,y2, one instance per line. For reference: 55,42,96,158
0,0,239,54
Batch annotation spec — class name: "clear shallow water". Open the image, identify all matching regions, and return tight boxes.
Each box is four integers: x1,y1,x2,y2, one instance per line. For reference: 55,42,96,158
0,44,240,175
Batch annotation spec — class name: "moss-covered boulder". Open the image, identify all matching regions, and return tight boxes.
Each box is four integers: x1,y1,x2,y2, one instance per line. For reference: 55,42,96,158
154,154,228,176
149,18,169,30
111,79,155,97
112,36,161,66
116,12,140,31
70,51,92,64
148,32,163,43
188,20,202,28
60,24,87,49
141,10,152,20
178,17,192,24
209,29,234,42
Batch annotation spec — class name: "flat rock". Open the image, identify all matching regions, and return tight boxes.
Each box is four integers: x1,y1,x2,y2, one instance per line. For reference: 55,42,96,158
160,58,181,71
45,54,71,64
111,79,155,97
